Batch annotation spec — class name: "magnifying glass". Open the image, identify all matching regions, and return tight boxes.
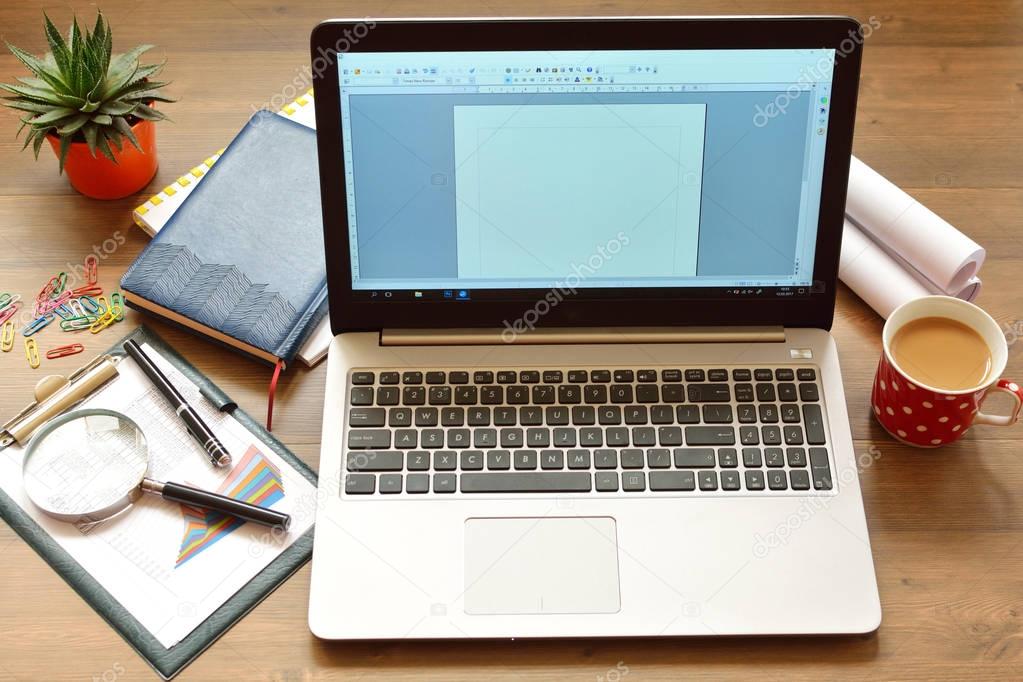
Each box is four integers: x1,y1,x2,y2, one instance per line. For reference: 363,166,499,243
22,408,291,530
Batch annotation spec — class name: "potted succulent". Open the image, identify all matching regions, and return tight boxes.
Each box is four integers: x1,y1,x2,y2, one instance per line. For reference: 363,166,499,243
1,12,173,199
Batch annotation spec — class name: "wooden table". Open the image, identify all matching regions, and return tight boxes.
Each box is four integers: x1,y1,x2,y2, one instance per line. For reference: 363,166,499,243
1,2,1021,680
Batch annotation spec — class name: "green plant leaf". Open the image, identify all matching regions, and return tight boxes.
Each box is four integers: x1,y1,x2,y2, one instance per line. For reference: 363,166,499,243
57,133,71,173
131,103,166,121
43,13,71,79
104,127,123,151
32,129,46,159
2,99,54,114
96,100,135,115
92,113,112,125
29,106,77,126
81,121,98,156
0,82,84,108
125,90,176,104
113,115,141,151
95,130,117,162
6,43,67,92
57,112,90,135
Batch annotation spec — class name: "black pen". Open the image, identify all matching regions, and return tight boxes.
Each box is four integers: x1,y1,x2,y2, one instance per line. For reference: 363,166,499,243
123,339,232,468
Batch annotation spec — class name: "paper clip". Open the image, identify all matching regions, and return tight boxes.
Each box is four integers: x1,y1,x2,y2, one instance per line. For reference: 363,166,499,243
52,272,67,296
22,314,53,337
60,316,97,332
36,290,71,316
54,303,76,320
25,338,40,368
80,295,102,315
72,284,103,297
84,254,99,285
0,303,18,326
109,292,125,321
0,293,19,312
1,321,14,352
98,295,110,315
45,343,84,359
89,310,118,334
67,298,87,318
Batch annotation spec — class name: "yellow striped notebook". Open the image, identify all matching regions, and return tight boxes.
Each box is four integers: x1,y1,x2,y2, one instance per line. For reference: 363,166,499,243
131,89,331,367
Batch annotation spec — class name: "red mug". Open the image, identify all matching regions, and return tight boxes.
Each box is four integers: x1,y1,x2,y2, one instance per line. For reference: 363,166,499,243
872,296,1023,447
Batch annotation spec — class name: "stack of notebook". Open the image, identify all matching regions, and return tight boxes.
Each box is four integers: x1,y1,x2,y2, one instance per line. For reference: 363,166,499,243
125,94,330,368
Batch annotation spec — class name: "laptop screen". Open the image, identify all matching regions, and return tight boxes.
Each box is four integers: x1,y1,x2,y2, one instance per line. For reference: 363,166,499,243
336,49,836,301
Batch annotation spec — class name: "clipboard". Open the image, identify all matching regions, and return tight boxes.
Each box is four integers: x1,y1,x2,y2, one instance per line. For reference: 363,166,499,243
0,325,317,679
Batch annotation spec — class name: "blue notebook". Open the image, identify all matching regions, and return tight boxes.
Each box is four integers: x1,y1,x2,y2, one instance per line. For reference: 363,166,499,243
121,111,326,365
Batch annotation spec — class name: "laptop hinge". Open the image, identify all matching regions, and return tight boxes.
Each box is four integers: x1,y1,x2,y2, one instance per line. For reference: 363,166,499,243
380,326,785,346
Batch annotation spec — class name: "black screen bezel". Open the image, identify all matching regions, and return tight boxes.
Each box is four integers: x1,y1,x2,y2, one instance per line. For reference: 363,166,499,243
310,16,862,334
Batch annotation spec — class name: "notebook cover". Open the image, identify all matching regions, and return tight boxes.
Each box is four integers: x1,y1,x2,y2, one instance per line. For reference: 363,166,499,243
121,110,327,364
0,325,317,679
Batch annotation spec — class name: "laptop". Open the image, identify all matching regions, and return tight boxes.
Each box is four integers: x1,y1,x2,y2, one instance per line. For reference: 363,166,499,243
307,16,881,639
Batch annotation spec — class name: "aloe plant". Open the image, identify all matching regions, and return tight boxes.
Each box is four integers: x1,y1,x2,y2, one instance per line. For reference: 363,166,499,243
1,11,173,172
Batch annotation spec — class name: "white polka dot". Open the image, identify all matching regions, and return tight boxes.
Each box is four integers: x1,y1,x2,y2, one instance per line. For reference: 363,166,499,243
946,396,957,401
1009,383,1019,392
938,416,949,423
902,406,913,415
892,381,900,391
952,424,961,432
916,425,927,432
886,406,895,416
907,383,917,391
897,429,907,437
959,402,969,409
873,405,881,415
930,438,942,445
880,380,886,390
922,401,933,409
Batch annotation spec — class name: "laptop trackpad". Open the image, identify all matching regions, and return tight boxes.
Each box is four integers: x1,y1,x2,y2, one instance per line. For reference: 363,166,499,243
463,517,621,615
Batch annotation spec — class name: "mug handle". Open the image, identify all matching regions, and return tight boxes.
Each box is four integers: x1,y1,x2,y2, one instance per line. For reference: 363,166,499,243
974,379,1023,427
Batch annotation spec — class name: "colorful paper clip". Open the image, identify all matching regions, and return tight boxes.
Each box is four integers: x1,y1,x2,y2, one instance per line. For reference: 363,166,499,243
1,320,14,352
45,343,84,360
36,289,71,316
25,338,40,368
60,316,97,332
54,303,76,320
67,298,87,317
0,303,18,326
84,254,99,285
52,271,67,296
79,295,102,315
89,310,118,334
0,292,19,312
110,291,125,321
22,314,53,337
72,284,103,297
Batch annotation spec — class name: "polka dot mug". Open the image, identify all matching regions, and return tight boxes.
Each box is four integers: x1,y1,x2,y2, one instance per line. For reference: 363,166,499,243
872,296,1022,447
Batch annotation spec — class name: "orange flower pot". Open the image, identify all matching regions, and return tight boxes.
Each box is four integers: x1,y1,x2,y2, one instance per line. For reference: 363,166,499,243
47,117,159,200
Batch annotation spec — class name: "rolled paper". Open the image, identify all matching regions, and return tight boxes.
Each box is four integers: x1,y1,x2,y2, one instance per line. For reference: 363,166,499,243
846,156,985,293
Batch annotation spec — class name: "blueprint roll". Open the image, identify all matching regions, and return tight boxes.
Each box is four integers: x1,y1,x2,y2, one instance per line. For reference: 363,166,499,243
846,156,985,293
839,220,984,318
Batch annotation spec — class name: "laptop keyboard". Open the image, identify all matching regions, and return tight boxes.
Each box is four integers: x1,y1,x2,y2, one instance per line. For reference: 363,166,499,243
341,366,835,497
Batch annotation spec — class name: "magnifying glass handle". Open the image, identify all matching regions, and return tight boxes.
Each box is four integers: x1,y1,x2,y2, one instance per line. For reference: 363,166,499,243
145,480,291,530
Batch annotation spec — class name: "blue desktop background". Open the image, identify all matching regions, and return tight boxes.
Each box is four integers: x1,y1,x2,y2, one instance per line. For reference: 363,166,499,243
345,91,812,282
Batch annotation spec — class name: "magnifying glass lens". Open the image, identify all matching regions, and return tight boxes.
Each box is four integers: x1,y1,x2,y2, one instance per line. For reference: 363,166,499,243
23,412,148,519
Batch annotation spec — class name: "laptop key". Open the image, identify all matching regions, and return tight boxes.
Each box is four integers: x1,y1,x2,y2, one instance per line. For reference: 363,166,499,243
426,371,446,384
403,386,426,405
389,407,412,427
519,371,540,384
762,426,782,445
449,372,469,384
636,385,659,403
567,449,591,469
344,474,375,494
406,473,429,493
759,404,779,423
622,471,646,492
647,448,671,468
553,428,576,447
657,426,683,446
699,471,718,491
800,383,821,402
540,450,564,469
514,450,537,470
790,470,811,490
778,383,798,402
637,370,657,382
676,405,700,424
487,450,511,470
520,406,542,425
351,371,375,385
494,407,516,426
379,371,400,385
461,472,592,493
810,448,833,490
526,428,550,448
708,369,728,382
421,429,444,448
781,404,801,423
767,470,788,490
734,384,754,402
614,369,634,382
407,451,430,470
349,408,386,427
394,429,418,448
455,386,478,405
606,427,629,446
415,407,438,427
685,426,735,445
625,406,648,424
433,473,457,493
754,369,773,381
721,470,741,490
688,384,730,402
481,386,503,404
474,371,494,384
558,385,582,404
461,451,483,470
632,426,656,446
610,385,633,403
787,447,807,467
348,430,391,449
497,371,516,384
803,405,827,444
474,429,498,448
403,371,423,384
441,407,464,426
501,428,524,448
532,385,555,404
685,369,706,382
572,406,596,425
718,448,738,467
649,470,696,491
737,404,757,423
775,368,795,381
543,370,563,383
595,472,619,492
434,451,456,471
621,449,644,469
756,383,776,402
376,387,399,405
568,370,588,383
580,427,603,447
744,470,766,491
743,447,763,467
662,385,685,403
546,406,570,425
584,385,607,403
507,386,529,404
732,368,752,381
468,407,490,426
764,448,784,467
797,368,816,381
784,425,804,445
702,405,733,423
379,474,402,494
350,387,374,406
650,405,673,424
347,451,402,471
673,448,716,468
661,369,682,382
591,370,611,383
594,449,617,469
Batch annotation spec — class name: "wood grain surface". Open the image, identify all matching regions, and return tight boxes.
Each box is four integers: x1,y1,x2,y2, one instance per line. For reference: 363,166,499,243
1,2,1021,680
